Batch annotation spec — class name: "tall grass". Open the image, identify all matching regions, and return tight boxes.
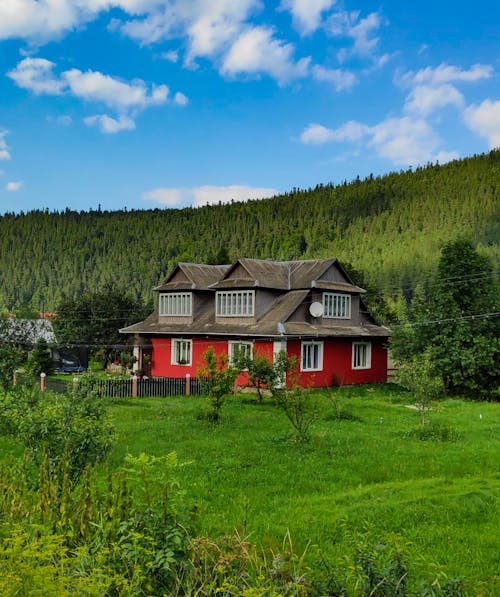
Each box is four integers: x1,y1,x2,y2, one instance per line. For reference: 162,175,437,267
1,384,498,593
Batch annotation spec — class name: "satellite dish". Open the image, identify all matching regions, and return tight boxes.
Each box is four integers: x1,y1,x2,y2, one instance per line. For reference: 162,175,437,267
309,301,324,317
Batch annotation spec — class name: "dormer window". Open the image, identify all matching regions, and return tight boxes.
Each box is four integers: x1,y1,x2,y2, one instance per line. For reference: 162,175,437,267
323,292,351,319
216,290,254,317
159,293,192,316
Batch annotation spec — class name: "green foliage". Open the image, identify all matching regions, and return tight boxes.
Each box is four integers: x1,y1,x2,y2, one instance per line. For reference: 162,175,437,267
237,352,277,402
0,380,114,480
27,337,54,376
270,355,319,441
0,152,498,312
398,351,445,427
53,285,147,349
0,451,196,596
198,347,239,421
0,343,25,390
392,238,500,398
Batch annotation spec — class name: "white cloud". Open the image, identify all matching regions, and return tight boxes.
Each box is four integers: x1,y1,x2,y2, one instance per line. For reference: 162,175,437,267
9,57,187,112
84,114,136,133
281,0,336,35
464,99,500,149
300,116,457,166
173,91,188,106
300,120,368,144
143,184,279,208
161,50,179,63
0,0,162,42
222,26,310,84
7,57,64,94
8,57,187,133
0,131,11,160
328,10,385,63
404,63,493,87
62,68,169,110
312,64,357,91
404,84,464,116
369,116,443,166
6,181,22,192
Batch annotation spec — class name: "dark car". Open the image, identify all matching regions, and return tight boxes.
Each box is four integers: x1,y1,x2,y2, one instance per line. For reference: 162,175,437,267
57,356,86,373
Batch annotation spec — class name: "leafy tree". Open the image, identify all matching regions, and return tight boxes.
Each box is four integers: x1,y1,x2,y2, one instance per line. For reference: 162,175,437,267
0,344,25,390
53,285,147,351
27,338,54,376
392,238,500,398
398,351,445,426
198,347,239,421
235,352,276,403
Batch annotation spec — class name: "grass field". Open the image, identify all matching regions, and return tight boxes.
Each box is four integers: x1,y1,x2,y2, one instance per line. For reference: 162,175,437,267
1,383,499,593
102,384,500,592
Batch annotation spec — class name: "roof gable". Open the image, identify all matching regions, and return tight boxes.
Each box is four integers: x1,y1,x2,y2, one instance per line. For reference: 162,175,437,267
212,258,360,291
155,263,230,291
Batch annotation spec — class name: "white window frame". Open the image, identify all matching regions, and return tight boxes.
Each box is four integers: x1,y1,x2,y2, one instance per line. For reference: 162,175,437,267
301,341,323,372
323,292,351,319
352,342,371,370
171,339,192,366
228,341,254,365
216,290,255,317
159,292,192,316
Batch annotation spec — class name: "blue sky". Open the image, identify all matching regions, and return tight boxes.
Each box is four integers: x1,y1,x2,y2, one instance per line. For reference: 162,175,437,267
0,0,498,214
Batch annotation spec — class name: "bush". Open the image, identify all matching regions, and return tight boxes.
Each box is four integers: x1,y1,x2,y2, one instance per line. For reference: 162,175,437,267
198,348,239,422
0,380,114,481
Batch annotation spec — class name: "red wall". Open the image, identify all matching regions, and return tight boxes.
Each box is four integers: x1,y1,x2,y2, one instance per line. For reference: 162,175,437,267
287,338,387,387
150,336,387,387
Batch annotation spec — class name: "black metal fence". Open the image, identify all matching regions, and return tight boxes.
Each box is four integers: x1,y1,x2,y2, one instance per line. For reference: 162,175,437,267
44,376,203,398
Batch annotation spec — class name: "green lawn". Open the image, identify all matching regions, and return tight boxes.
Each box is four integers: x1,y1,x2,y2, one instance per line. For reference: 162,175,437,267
101,384,500,592
1,384,498,592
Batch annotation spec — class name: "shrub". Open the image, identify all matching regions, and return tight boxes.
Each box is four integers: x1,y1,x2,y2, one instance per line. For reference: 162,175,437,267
198,347,239,422
1,380,114,481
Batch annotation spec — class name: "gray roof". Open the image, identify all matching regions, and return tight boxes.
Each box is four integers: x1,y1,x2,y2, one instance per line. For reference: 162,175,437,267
210,257,361,291
155,263,231,291
120,289,389,339
120,257,387,340
0,318,57,345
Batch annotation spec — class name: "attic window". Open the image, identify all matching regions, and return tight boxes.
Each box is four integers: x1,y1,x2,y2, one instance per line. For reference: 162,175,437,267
216,290,254,317
159,293,192,316
323,292,351,319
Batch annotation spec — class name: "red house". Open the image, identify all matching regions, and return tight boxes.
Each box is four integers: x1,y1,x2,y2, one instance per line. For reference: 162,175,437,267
120,258,389,387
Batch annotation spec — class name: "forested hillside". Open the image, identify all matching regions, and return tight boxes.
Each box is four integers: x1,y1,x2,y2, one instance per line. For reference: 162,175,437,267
0,151,498,312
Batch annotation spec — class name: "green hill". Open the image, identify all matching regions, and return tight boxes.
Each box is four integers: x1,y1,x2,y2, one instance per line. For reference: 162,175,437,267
0,150,498,312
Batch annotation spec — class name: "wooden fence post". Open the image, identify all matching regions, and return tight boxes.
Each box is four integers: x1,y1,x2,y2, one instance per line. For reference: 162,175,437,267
40,372,46,392
185,374,191,396
132,375,138,398
13,371,17,386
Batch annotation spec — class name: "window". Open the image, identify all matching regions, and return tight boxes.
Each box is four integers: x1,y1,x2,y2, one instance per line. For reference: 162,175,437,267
216,290,254,317
352,342,371,369
159,293,192,316
301,341,323,372
171,339,192,366
323,293,351,319
228,341,253,364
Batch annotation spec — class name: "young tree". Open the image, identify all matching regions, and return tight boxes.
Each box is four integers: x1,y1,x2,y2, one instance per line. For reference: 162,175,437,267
398,351,445,426
236,352,276,403
0,344,26,390
198,347,239,422
28,338,54,376
392,238,500,398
